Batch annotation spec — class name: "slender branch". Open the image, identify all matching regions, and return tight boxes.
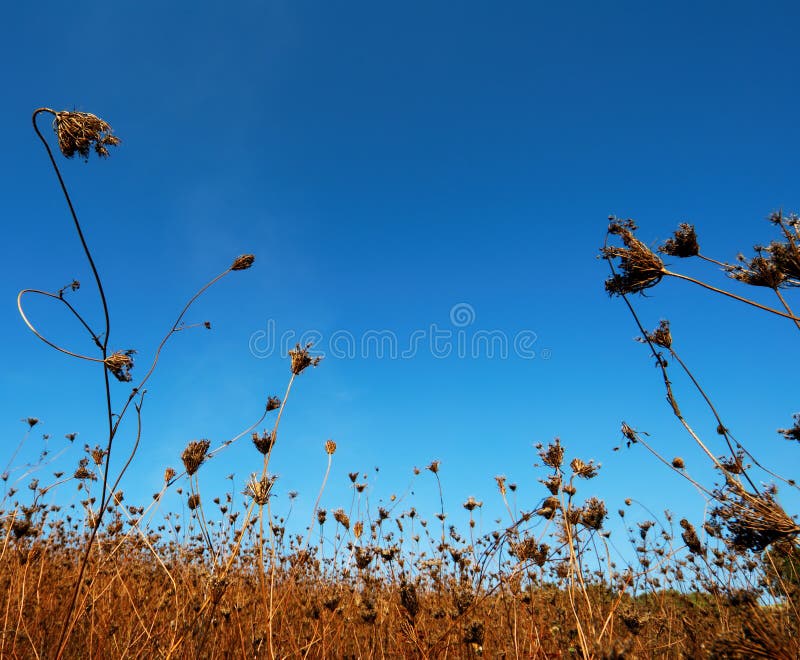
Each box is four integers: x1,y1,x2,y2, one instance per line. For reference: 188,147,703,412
664,270,800,321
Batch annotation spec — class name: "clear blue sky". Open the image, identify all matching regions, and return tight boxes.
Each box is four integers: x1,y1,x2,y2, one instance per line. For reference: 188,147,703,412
2,1,798,551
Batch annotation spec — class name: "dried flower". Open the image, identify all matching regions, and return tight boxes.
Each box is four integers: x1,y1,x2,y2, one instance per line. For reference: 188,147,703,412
289,342,322,375
602,219,666,295
679,518,704,555
672,457,685,469
104,350,136,382
727,251,786,288
778,414,800,443
426,460,440,474
539,439,565,469
494,475,507,495
53,110,120,160
164,467,176,483
570,457,600,479
181,439,211,476
266,396,281,411
325,439,337,455
90,445,108,466
659,223,700,258
244,473,276,506
252,430,275,455
354,521,364,539
231,254,255,271
463,496,483,511
187,493,201,510
642,319,673,349
333,508,350,530
581,497,607,530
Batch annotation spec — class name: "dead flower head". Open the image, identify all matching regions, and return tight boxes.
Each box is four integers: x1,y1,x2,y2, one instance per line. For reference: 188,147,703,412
333,508,350,530
643,319,672,349
463,496,483,512
713,482,800,552
602,218,666,296
325,439,337,455
244,473,277,506
581,497,607,530
570,457,600,479
778,414,800,443
539,438,565,469
289,342,322,375
231,254,255,271
252,430,275,455
679,518,704,555
181,439,211,476
266,396,281,411
104,350,136,382
659,223,700,258
53,110,121,160
727,251,786,289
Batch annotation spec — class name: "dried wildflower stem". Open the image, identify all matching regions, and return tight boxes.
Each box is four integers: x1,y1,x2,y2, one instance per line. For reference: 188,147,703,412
261,373,297,478
773,288,800,333
303,451,334,550
665,348,783,493
16,290,103,361
603,255,733,475
31,109,111,345
664,270,800,321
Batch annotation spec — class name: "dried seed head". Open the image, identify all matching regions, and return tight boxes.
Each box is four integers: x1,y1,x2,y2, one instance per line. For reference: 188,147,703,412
104,350,136,382
570,457,600,479
462,496,483,512
231,254,255,271
581,497,607,530
333,508,350,530
90,446,108,466
289,342,322,375
541,474,561,495
494,475,507,495
325,439,337,455
53,110,121,160
602,219,666,296
317,508,327,525
727,251,786,288
659,223,700,258
354,520,364,539
539,438,565,469
679,518,704,555
266,396,281,412
778,414,800,443
672,457,685,469
164,467,176,483
426,460,441,474
765,238,800,282
187,493,201,510
244,473,276,506
181,439,211,476
643,319,673,349
252,430,275,455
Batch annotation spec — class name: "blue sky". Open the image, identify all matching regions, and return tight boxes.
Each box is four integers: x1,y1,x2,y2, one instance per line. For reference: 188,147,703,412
2,1,799,553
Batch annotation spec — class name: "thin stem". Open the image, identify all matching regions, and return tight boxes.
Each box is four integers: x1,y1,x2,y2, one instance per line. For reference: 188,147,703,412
774,287,800,333
17,290,104,363
32,109,111,348
665,270,800,321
